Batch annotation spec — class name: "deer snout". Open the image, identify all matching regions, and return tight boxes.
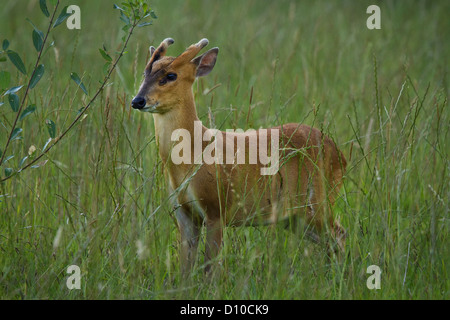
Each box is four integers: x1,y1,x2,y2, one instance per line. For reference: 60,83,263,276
131,96,146,109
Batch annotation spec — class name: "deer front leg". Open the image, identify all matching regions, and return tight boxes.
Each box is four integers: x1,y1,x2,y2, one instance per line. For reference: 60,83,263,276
176,207,201,277
204,218,223,273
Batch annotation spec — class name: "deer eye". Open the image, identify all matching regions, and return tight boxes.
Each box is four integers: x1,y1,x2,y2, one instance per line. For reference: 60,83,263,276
166,73,177,81
159,73,177,85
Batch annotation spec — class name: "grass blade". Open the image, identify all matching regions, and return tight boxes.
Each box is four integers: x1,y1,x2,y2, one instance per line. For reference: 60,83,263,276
70,72,88,95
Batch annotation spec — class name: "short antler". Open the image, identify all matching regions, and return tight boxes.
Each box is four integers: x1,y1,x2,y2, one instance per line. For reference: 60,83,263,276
147,37,175,71
172,38,209,67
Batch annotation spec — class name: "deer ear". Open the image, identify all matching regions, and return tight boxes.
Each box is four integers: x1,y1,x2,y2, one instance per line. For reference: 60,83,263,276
192,47,219,77
149,46,156,57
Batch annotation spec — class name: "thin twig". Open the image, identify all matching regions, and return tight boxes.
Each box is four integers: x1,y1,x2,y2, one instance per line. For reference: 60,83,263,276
1,15,139,182
0,0,60,167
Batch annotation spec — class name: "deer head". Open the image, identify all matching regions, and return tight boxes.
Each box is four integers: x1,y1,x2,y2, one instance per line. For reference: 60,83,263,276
131,38,219,114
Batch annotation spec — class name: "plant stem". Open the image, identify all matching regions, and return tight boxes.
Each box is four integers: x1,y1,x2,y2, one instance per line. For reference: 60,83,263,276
1,19,139,183
0,0,60,168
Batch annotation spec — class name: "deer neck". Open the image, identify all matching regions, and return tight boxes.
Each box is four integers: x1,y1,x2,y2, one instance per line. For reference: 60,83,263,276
152,90,205,164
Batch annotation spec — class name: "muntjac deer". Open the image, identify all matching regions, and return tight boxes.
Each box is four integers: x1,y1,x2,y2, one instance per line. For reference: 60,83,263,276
132,38,347,275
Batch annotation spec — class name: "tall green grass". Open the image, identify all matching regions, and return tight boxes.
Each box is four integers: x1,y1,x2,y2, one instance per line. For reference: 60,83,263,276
0,0,448,299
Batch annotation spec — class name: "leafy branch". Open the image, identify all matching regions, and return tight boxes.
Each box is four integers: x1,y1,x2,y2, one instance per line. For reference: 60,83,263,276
0,0,60,170
0,0,156,182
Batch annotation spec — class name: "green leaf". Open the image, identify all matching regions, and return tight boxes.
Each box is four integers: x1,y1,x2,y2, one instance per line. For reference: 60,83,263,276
150,11,157,19
0,71,11,90
121,25,130,34
43,40,55,56
142,3,149,14
2,155,14,164
8,93,20,112
113,4,124,11
42,137,52,152
19,156,28,168
99,48,112,62
2,39,9,50
6,50,27,75
11,127,22,140
103,62,110,75
4,168,13,177
45,119,56,138
53,6,72,28
19,104,36,121
39,0,50,17
31,160,48,169
70,72,88,95
29,64,45,89
32,29,44,51
137,22,152,27
120,11,130,25
26,18,41,31
3,85,23,96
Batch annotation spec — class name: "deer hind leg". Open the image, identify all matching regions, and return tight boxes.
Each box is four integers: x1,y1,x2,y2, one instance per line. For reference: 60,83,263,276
330,217,346,254
176,206,201,277
326,186,347,257
305,179,346,259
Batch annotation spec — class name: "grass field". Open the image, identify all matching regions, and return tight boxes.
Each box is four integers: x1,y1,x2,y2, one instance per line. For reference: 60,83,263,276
0,0,448,299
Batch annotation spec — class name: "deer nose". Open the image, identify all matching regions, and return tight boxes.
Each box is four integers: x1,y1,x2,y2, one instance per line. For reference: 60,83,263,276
131,96,146,109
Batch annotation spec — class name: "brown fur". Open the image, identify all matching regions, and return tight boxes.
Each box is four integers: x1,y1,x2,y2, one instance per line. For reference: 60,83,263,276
133,39,347,275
